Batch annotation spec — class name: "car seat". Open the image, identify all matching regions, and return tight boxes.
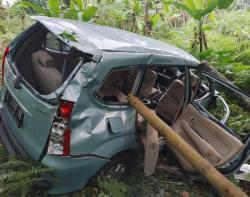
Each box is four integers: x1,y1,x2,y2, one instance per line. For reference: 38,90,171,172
32,50,62,95
155,79,185,125
138,69,157,98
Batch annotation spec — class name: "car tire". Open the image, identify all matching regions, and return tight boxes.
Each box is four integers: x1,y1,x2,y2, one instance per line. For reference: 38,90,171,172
99,152,134,180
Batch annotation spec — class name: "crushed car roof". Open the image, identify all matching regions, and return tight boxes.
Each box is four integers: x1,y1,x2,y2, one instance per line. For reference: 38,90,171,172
32,16,200,66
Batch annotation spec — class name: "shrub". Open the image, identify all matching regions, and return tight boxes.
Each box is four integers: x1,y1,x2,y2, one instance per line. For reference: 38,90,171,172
235,49,250,65
0,152,52,197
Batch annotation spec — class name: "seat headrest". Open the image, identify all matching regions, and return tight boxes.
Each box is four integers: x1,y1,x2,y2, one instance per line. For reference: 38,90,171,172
166,79,185,101
138,69,157,98
155,79,185,124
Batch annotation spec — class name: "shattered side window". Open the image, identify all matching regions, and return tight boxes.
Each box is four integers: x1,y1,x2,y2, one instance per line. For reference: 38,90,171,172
46,32,71,52
194,72,250,135
46,33,60,51
210,81,250,135
96,68,139,104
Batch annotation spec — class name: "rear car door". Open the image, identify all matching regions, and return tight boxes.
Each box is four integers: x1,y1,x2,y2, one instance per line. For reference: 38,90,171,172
69,68,141,157
0,23,83,160
0,25,59,160
1,62,57,160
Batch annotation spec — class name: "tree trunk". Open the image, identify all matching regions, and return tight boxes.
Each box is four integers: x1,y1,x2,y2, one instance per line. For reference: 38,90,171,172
199,27,203,52
21,14,25,30
143,1,151,36
131,13,136,32
202,32,208,50
84,0,88,10
200,61,250,111
198,20,204,52
192,27,198,50
63,0,70,8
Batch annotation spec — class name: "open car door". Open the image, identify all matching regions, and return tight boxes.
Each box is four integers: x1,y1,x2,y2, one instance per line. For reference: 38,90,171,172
170,70,250,175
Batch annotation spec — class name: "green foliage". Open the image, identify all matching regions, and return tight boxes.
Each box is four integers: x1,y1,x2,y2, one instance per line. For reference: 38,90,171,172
122,0,143,32
149,14,161,28
48,0,60,17
17,0,50,15
18,0,98,22
0,146,7,164
206,97,226,121
82,6,98,21
126,0,142,16
245,173,250,182
64,0,98,21
175,0,236,21
233,69,250,94
0,2,250,196
0,9,31,50
0,146,52,197
174,0,237,52
59,31,77,42
227,103,250,134
95,2,126,28
97,177,132,197
81,168,215,197
218,0,235,9
175,0,218,21
235,49,250,65
71,0,83,10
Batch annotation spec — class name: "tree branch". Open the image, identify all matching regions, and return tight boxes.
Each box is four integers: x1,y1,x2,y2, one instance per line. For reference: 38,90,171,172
200,61,250,111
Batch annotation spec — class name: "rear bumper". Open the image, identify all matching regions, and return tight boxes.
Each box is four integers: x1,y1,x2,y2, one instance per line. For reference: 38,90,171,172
41,154,108,194
0,108,28,157
0,106,109,194
0,105,109,194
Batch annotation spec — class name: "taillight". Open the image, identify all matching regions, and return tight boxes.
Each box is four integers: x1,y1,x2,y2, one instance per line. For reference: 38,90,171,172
47,100,74,156
2,47,10,84
59,101,74,119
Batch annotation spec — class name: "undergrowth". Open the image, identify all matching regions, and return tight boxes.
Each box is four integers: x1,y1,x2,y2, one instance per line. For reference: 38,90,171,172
0,5,249,197
0,146,52,197
79,167,217,197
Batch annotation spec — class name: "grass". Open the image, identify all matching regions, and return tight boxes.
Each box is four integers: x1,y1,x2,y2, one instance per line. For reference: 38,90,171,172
70,165,217,197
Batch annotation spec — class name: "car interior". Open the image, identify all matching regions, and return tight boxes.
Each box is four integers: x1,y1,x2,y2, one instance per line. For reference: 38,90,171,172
13,27,84,95
97,66,244,174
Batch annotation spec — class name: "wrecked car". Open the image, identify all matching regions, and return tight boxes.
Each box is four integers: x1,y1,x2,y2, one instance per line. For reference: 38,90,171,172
0,16,249,194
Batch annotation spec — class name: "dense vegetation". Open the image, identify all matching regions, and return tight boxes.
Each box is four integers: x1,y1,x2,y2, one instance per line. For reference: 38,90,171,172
0,0,249,196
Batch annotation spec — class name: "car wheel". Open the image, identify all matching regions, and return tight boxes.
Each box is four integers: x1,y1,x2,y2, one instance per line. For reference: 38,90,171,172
99,152,134,180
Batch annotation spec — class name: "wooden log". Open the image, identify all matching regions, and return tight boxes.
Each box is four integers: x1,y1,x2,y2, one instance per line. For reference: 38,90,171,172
200,61,250,111
128,93,248,197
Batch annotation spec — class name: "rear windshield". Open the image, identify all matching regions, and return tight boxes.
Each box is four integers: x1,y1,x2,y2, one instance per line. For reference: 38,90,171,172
13,24,86,95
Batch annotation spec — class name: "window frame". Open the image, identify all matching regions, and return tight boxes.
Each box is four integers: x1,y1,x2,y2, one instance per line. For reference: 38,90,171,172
44,32,72,55
191,70,215,103
191,69,250,136
95,65,191,112
95,67,143,106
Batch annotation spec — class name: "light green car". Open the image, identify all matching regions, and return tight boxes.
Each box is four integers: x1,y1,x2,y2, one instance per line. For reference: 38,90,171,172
0,16,249,194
